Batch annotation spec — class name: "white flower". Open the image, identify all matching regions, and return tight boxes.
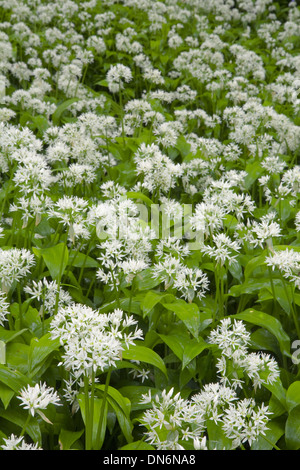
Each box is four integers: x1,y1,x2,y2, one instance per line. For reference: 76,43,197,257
0,248,35,292
18,382,61,417
201,233,241,266
265,248,300,289
208,318,280,390
1,434,42,450
50,304,143,378
222,399,271,448
106,64,132,93
0,290,9,326
24,277,73,316
134,143,183,194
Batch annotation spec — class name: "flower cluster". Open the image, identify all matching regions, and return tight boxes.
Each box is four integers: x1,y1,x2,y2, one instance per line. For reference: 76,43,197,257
50,305,143,378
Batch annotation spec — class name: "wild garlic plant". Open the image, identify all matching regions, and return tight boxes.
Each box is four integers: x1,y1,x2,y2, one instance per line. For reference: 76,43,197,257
0,0,299,452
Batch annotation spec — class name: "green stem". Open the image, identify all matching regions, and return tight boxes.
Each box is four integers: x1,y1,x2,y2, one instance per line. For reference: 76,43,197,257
262,434,280,450
128,276,136,316
119,84,125,146
84,373,91,450
96,368,112,450
89,368,96,450
17,283,23,330
220,267,225,318
54,238,67,316
78,238,94,286
281,275,300,340
20,413,31,438
268,265,278,317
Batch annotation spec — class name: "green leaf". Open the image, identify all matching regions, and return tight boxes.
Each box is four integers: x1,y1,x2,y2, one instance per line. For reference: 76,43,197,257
262,377,287,409
0,407,41,444
78,394,107,450
252,418,285,450
6,343,29,374
0,364,30,392
96,385,133,444
141,290,168,317
58,428,84,450
286,382,300,412
0,341,5,364
118,386,160,411
0,382,14,409
28,333,60,377
250,328,280,356
244,160,264,190
33,243,69,281
233,309,290,357
120,441,155,450
206,419,232,450
69,251,99,268
32,115,49,134
158,333,184,362
134,268,162,291
244,253,267,280
52,98,79,125
176,135,191,157
158,327,210,369
229,278,281,296
162,299,200,338
122,344,167,377
285,404,300,450
126,191,153,207
182,338,211,369
95,79,108,87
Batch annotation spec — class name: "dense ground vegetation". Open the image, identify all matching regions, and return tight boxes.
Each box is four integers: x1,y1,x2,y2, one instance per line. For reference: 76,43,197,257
0,0,299,451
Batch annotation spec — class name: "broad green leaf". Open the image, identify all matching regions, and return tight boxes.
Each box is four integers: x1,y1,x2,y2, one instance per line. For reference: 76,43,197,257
228,258,243,282
69,251,99,268
141,290,168,317
233,309,290,357
162,299,200,338
182,338,211,369
261,376,287,409
229,278,282,296
250,328,280,356
78,394,107,450
96,385,133,444
0,365,30,392
180,359,196,389
258,286,291,315
98,298,141,315
59,428,84,450
286,382,300,412
32,115,49,134
176,135,191,157
244,160,264,190
28,333,60,377
206,419,232,450
134,268,163,291
0,382,14,409
52,98,79,125
285,404,300,450
244,253,267,280
33,243,69,281
122,344,167,377
95,79,108,87
158,333,184,362
126,191,153,207
252,418,285,450
6,343,29,374
0,341,5,364
118,386,160,411
120,440,155,450
0,407,41,444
